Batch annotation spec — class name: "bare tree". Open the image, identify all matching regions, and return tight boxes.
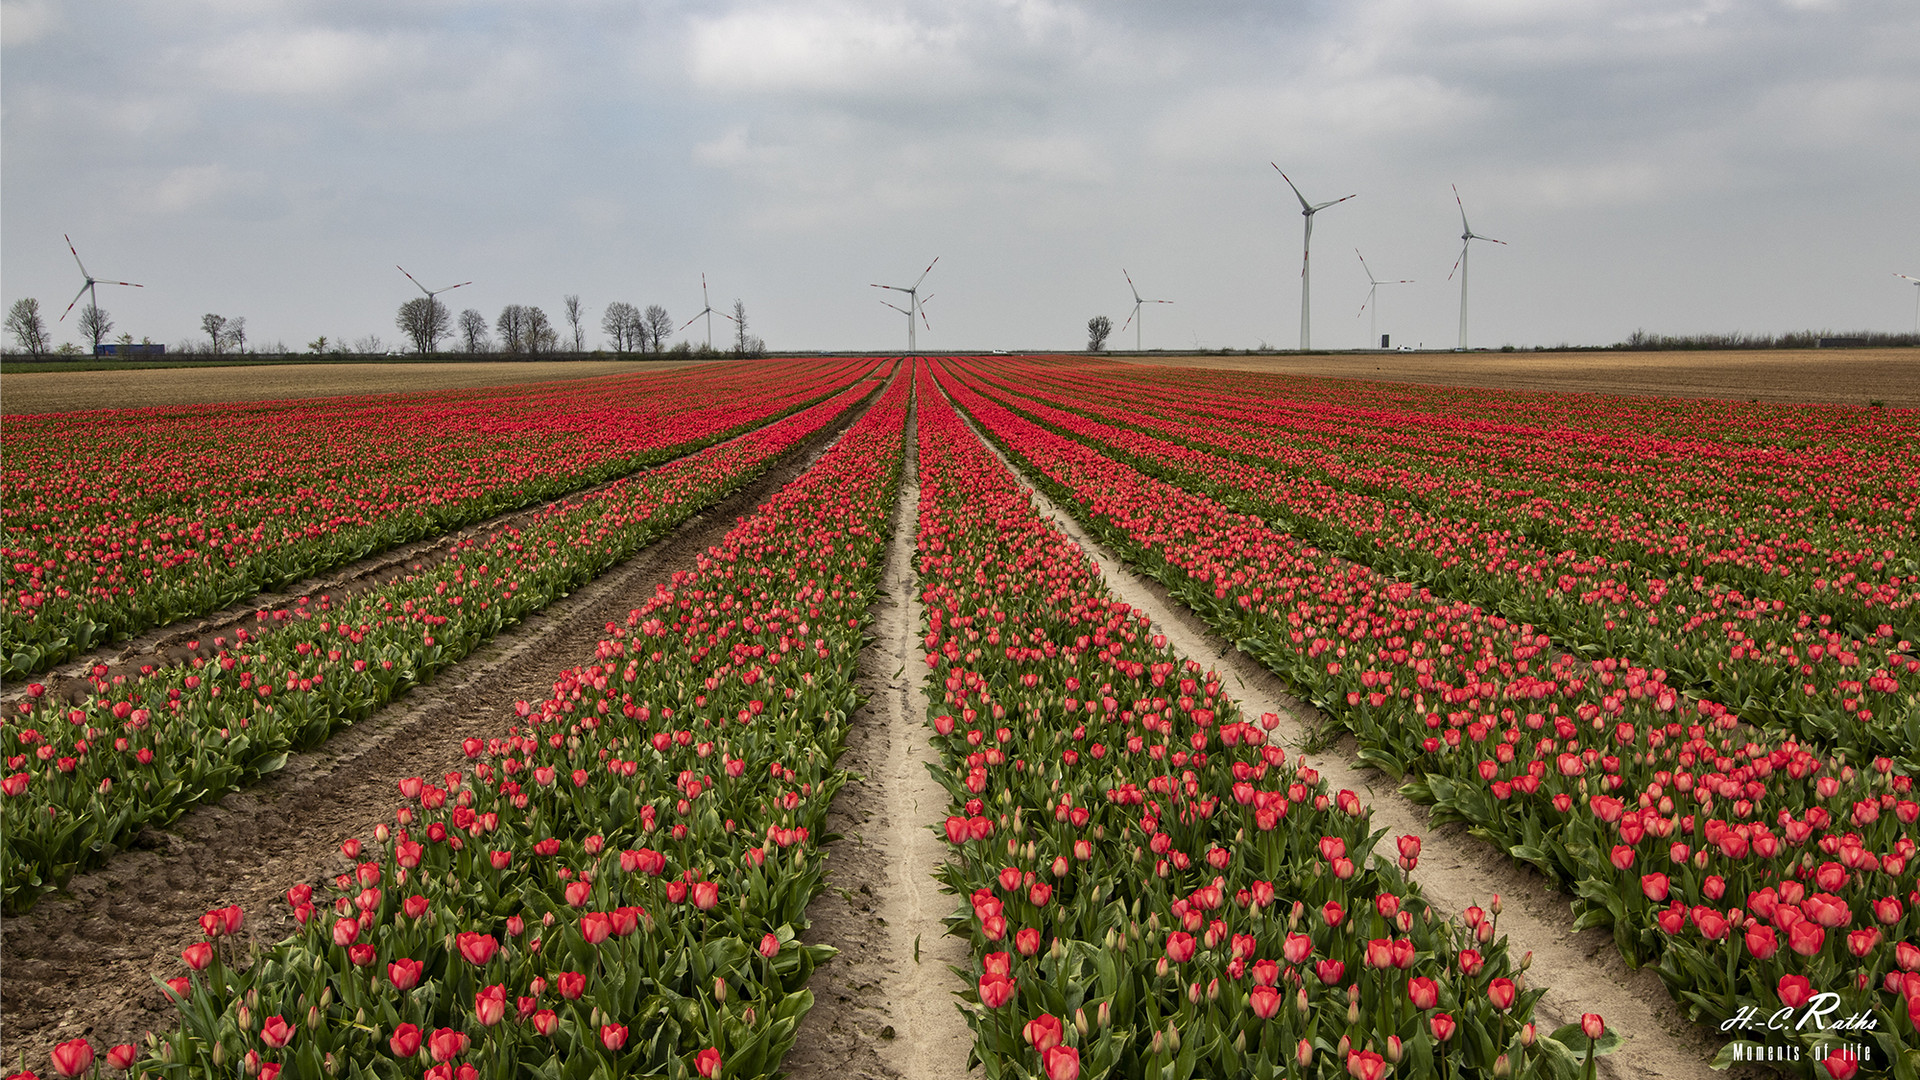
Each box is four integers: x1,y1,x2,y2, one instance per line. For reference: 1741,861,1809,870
78,304,113,354
601,301,642,353
1087,314,1112,352
6,298,49,358
351,334,385,355
731,300,749,356
223,317,247,354
563,294,585,352
524,306,558,354
643,305,674,353
496,305,529,353
202,313,229,355
397,297,451,354
458,308,491,353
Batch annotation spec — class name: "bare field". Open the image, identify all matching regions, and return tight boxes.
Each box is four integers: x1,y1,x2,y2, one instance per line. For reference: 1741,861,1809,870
1116,348,1920,407
0,359,705,416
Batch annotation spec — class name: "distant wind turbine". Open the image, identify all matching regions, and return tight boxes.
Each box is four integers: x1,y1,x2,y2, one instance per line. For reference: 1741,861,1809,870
1899,273,1920,334
871,257,938,353
1119,269,1172,351
397,265,471,317
1448,184,1506,351
1355,249,1413,349
678,273,736,350
59,235,142,321
1274,165,1356,351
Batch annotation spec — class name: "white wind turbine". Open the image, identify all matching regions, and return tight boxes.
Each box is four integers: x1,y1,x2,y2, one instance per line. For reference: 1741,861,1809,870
1119,269,1172,351
59,234,143,322
1449,184,1505,351
871,257,938,353
1355,249,1413,349
397,265,471,320
1274,165,1356,351
678,273,736,350
1899,274,1920,334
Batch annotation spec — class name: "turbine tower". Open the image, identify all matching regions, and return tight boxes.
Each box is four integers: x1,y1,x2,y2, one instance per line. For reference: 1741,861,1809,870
397,265,472,324
1900,274,1920,334
677,273,736,350
1449,184,1505,351
1119,269,1172,351
1274,165,1355,351
59,235,143,321
871,257,938,353
1355,249,1413,349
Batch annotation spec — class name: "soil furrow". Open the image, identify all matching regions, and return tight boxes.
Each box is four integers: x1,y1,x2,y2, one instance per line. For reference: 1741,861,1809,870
945,390,1761,1080
0,387,882,1068
784,380,977,1080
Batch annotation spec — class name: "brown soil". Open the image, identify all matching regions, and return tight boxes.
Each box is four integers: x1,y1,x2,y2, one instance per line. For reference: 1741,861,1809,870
785,391,978,1080
1111,348,1920,407
0,359,705,415
954,401,1777,1080
0,394,872,1068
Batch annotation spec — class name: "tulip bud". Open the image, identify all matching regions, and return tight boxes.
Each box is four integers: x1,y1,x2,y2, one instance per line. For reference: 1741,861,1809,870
1387,1035,1403,1063
1151,1030,1164,1055
1075,1008,1089,1038
714,977,728,1003
1490,893,1503,916
1520,1023,1536,1047
1097,1001,1111,1029
1493,1054,1512,1078
237,1005,252,1032
1166,1021,1180,1054
1518,950,1533,972
1296,1039,1313,1067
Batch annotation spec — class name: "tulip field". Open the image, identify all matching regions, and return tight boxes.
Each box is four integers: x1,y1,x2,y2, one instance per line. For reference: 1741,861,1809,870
2,355,1917,1080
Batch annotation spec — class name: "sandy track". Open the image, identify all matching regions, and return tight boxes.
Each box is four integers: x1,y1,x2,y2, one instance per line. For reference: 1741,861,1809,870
785,385,978,1080
948,397,1768,1080
1112,348,1920,407
0,359,706,415
0,394,874,1067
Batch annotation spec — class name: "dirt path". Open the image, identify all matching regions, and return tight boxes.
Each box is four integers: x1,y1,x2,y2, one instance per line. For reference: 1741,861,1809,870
949,401,1766,1080
785,384,978,1080
0,395,876,1068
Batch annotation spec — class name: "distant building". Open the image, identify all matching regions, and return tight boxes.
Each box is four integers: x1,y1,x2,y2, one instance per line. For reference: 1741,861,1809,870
95,343,166,356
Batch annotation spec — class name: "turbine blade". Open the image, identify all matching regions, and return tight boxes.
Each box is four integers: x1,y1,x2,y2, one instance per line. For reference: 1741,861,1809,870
439,281,472,293
1273,165,1312,212
920,308,932,332
66,235,91,279
1448,243,1467,281
398,266,435,297
676,314,703,332
1119,309,1137,334
914,256,939,289
1124,269,1142,303
1898,274,1920,284
880,300,910,315
60,282,90,320
1312,193,1358,211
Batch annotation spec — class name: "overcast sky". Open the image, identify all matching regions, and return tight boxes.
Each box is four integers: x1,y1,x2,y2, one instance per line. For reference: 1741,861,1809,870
3,0,1917,354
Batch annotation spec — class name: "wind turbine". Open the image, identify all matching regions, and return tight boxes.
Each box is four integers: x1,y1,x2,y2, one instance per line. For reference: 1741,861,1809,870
397,266,471,317
1119,269,1172,351
1899,274,1920,334
1448,184,1506,351
871,257,938,353
1355,250,1413,349
677,273,736,350
1274,165,1356,351
58,235,143,322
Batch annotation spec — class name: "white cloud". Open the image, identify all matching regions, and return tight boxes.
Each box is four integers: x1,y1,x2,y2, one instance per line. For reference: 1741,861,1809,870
1,0,59,47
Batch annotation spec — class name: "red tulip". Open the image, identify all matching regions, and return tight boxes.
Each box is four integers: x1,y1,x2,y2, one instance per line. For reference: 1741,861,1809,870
1824,1050,1860,1079
600,1024,628,1051
692,881,720,910
695,1048,723,1078
1847,927,1881,958
532,1010,559,1036
1283,933,1313,964
49,1039,95,1078
1487,978,1516,1010
474,985,506,1027
978,974,1017,1008
389,1023,423,1058
1042,1045,1080,1080
1745,925,1778,960
1315,958,1345,985
181,942,213,970
759,932,781,958
556,971,586,999
1641,873,1670,901
105,1044,137,1070
331,918,359,947
1347,1049,1386,1080
1778,975,1814,1008
1408,976,1439,1010
1788,922,1826,957
1249,985,1282,1018
258,1015,293,1048
1431,1013,1457,1042
1580,1014,1604,1040
1015,927,1042,956
1166,932,1196,962
456,931,498,966
1023,1013,1064,1051
427,1027,468,1063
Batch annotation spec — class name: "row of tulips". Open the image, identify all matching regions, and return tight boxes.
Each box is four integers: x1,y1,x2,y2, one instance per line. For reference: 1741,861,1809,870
0,378,884,914
945,359,1919,764
931,361,1918,1078
982,360,1919,612
11,371,913,1080
1,358,877,679
911,374,1613,1080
